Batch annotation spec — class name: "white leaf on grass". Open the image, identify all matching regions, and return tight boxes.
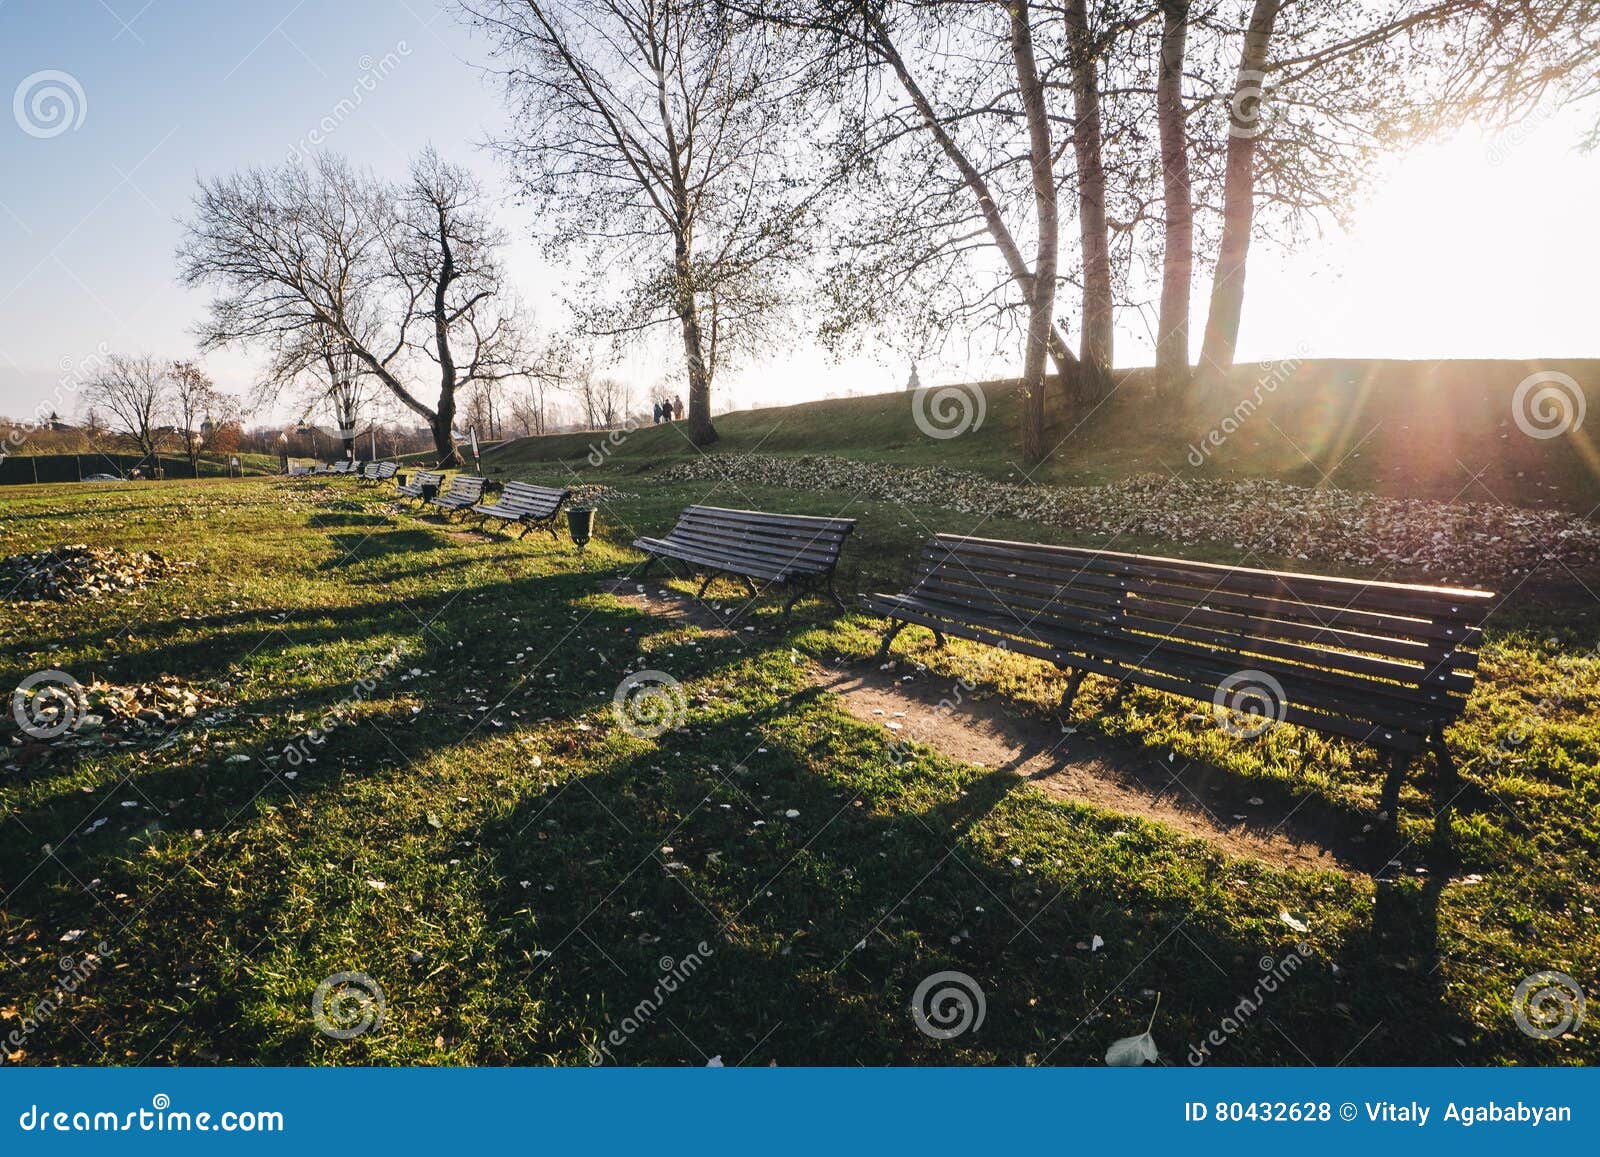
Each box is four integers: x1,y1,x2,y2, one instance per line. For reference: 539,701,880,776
1279,910,1308,932
1105,1031,1159,1067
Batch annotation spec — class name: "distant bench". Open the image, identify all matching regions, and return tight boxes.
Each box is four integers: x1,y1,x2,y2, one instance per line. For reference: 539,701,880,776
428,475,487,518
395,470,444,502
635,505,856,618
360,461,398,483
473,481,571,539
863,534,1494,772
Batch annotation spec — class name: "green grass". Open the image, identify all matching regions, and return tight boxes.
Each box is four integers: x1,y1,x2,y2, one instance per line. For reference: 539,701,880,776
486,357,1600,513
1,473,1596,1066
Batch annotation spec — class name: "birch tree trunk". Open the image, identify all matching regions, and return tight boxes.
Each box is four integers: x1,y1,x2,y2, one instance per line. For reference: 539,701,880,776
1199,0,1282,377
1156,0,1194,380
1010,0,1058,465
1065,0,1113,379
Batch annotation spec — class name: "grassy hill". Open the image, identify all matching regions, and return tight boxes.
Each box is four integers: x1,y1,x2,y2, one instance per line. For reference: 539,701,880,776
486,358,1600,512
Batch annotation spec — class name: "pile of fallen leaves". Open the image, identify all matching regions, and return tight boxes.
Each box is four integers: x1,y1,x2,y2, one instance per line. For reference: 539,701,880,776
1,544,180,602
655,454,1600,584
569,483,634,506
3,677,233,766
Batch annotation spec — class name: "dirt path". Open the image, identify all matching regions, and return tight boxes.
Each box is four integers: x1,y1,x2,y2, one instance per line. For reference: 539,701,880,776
603,586,1377,876
816,666,1378,877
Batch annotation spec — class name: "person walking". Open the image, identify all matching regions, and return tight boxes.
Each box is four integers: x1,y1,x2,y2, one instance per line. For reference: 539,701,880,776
672,394,684,422
652,401,663,425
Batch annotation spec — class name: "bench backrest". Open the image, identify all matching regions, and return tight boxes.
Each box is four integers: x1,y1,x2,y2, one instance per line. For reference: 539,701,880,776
441,475,486,501
330,460,354,474
370,461,398,480
408,470,445,489
911,534,1493,719
667,505,856,575
493,481,569,517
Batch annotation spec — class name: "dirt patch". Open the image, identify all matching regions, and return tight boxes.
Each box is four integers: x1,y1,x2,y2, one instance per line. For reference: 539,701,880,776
596,577,739,638
816,665,1381,876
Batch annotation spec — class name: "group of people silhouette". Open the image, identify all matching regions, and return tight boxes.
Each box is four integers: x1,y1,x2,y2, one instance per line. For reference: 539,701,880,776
652,396,685,425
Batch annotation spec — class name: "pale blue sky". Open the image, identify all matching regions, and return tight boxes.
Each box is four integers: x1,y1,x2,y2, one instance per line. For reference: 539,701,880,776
1,0,1597,424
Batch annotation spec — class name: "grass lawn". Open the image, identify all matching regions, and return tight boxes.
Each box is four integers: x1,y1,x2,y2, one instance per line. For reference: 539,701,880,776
1,471,1596,1066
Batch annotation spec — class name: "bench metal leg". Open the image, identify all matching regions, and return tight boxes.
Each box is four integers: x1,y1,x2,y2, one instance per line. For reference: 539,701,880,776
826,578,846,611
1429,725,1457,785
696,572,717,599
932,628,947,648
1058,668,1087,716
875,619,908,660
1106,680,1131,711
638,555,656,579
742,575,760,599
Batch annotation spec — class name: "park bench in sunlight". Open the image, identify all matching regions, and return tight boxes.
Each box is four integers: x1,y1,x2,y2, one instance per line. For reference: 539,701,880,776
395,469,444,502
428,474,488,518
864,534,1495,775
360,461,399,483
634,505,857,619
472,481,571,539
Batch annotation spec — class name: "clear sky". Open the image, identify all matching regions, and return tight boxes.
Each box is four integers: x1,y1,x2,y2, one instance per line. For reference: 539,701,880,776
1,0,1597,424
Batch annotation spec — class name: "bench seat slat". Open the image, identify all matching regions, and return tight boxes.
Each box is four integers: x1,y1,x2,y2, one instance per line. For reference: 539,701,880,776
916,544,1483,648
911,571,1477,691
929,535,1493,622
868,591,1466,725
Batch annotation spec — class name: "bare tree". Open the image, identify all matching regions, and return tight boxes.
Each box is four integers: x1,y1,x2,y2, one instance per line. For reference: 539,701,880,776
168,360,224,472
178,150,533,466
471,0,823,447
83,354,170,460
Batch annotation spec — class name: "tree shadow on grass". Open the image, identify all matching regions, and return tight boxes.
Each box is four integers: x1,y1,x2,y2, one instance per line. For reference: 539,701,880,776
0,569,1492,1066
463,686,1475,1066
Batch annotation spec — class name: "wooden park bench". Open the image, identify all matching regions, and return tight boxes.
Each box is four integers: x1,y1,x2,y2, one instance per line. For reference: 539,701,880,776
472,481,571,539
427,475,487,518
395,470,444,503
863,534,1495,774
360,461,398,483
634,505,856,618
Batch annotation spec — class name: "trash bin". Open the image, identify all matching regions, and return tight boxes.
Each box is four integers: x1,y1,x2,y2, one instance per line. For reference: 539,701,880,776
567,506,596,553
